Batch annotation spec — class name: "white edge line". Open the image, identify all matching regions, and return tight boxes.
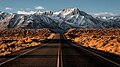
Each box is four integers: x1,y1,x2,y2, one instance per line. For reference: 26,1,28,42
0,44,46,66
63,35,120,66
0,34,56,66
77,46,120,67
71,42,120,66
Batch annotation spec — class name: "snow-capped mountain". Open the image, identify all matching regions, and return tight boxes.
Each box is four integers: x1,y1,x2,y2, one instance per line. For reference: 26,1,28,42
0,10,71,33
90,12,120,28
90,12,117,17
41,8,104,28
0,8,120,32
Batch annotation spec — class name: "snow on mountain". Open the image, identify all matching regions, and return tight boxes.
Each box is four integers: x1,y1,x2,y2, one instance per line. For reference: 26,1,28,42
0,11,70,33
17,11,36,15
90,12,117,17
90,12,120,21
46,8,103,28
90,12,120,28
0,8,120,33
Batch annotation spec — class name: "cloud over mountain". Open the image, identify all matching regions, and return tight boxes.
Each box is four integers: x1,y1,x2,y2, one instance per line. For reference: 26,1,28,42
17,11,36,14
5,7,13,10
35,6,44,10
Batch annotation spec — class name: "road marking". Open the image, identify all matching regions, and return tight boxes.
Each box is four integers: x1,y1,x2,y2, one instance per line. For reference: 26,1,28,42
0,45,46,66
69,42,120,66
57,34,61,67
57,48,63,67
63,35,120,66
0,34,57,66
57,34,63,67
77,46,120,67
57,47,60,67
60,46,63,67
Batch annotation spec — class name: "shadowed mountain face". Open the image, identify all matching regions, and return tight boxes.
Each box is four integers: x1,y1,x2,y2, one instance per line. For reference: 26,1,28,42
0,8,120,33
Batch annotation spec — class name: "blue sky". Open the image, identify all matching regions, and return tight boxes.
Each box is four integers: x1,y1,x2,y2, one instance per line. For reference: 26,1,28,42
0,0,120,13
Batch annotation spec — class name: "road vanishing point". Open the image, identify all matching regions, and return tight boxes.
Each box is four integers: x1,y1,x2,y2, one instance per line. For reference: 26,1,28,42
0,34,120,67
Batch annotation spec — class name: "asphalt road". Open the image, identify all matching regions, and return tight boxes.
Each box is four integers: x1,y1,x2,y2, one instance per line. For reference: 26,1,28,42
0,34,120,67
0,34,60,67
61,35,120,67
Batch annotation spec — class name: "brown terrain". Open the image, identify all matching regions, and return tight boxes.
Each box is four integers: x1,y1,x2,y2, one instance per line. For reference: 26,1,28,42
0,28,55,56
65,28,120,55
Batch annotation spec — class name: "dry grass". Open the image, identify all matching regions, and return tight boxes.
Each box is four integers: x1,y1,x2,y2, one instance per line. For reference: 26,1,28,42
0,28,55,56
65,28,120,56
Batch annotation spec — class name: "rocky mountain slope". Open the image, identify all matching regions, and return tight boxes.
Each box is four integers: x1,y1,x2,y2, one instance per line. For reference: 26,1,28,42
0,8,120,33
91,13,120,28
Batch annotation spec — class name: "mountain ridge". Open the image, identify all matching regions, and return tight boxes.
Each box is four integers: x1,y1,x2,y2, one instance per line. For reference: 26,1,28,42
0,8,120,33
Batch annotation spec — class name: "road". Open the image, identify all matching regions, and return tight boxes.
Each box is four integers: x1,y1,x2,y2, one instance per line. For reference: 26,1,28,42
0,34,120,67
61,36,120,67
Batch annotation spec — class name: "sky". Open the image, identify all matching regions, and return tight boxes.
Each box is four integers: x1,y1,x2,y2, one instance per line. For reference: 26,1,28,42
0,0,120,14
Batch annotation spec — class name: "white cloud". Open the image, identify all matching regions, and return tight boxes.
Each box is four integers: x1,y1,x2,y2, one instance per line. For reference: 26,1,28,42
26,8,31,10
5,7,13,10
93,12,116,16
89,12,117,17
20,8,31,10
17,11,36,15
35,6,44,10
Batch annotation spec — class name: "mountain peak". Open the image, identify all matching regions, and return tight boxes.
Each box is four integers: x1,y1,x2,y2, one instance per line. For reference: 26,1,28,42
62,7,80,13
0,8,120,32
63,7,79,11
59,7,80,17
